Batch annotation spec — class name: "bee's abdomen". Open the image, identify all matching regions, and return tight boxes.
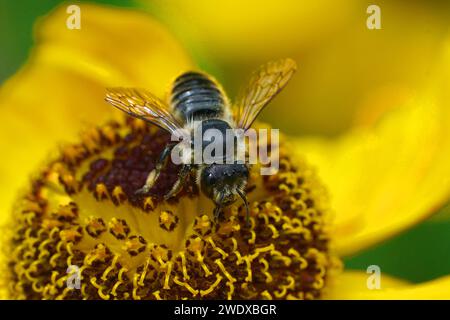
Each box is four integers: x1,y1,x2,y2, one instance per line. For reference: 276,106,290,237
171,71,225,121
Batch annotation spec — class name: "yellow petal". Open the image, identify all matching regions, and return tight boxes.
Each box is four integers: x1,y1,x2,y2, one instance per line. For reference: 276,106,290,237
148,0,358,63
147,1,449,136
324,271,450,300
34,3,192,96
0,4,192,226
293,39,450,256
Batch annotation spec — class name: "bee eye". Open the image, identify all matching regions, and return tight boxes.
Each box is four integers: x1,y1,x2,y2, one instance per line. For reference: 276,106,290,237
201,169,219,198
207,173,217,184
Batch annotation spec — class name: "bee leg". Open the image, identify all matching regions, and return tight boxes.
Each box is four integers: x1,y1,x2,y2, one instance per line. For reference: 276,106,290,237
136,143,176,195
163,164,191,200
213,204,222,224
236,189,250,227
213,192,225,223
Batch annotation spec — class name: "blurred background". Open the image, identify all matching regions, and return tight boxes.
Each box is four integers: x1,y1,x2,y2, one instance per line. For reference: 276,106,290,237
1,0,450,284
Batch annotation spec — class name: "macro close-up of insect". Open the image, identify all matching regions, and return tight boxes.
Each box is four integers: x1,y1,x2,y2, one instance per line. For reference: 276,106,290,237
3,1,450,305
105,58,297,222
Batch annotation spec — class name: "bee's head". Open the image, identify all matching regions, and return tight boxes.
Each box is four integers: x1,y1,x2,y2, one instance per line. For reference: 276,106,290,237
201,163,248,207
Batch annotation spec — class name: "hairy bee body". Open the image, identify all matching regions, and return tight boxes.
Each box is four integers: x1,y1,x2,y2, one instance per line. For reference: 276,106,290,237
105,58,297,222
170,71,227,122
170,73,242,214
171,71,234,162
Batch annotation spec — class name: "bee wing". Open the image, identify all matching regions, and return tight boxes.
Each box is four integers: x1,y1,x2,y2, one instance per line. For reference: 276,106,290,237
105,87,185,136
234,58,297,130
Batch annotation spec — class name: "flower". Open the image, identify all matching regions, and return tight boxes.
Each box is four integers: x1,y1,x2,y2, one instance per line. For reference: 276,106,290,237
146,0,450,135
146,0,450,298
1,3,450,299
6,117,333,299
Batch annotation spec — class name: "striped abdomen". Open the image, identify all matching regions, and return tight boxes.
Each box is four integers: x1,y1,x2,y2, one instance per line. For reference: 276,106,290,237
170,71,226,122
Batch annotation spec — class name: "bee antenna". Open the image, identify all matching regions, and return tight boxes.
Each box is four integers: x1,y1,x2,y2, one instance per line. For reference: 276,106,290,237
236,189,250,226
213,205,222,223
213,192,225,223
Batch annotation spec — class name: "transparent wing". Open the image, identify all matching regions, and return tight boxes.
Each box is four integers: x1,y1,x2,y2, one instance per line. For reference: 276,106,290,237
105,87,184,135
234,58,297,130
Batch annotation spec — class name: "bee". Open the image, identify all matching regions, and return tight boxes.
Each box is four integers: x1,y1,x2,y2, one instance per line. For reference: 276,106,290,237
105,58,297,223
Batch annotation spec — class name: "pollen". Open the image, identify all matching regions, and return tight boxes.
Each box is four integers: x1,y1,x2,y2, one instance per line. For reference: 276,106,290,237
4,117,335,300
159,210,179,231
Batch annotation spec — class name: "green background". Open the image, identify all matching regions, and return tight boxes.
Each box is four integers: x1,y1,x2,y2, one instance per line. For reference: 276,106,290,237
1,0,450,284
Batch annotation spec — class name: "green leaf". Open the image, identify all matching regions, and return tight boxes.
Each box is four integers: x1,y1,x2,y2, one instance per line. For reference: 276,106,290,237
344,203,450,283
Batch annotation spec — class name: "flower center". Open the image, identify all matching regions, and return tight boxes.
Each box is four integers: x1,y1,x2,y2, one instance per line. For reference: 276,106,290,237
5,117,333,300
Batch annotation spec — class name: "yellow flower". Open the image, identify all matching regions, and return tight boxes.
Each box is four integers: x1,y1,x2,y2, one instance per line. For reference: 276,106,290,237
1,4,332,300
1,3,450,299
146,0,450,298
147,0,450,135
6,116,333,299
